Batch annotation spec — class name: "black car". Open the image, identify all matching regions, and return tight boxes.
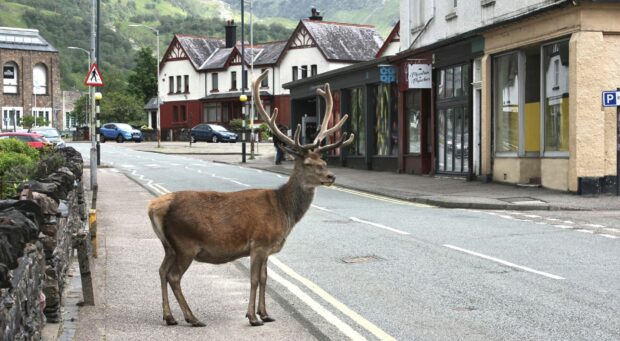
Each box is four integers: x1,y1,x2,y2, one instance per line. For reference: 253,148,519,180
190,124,238,143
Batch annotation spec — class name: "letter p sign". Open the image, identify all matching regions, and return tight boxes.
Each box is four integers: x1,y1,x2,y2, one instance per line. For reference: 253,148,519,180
603,91,620,107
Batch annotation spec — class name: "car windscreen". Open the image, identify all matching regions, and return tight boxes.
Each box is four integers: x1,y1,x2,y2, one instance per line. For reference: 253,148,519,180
32,130,59,138
210,125,228,132
116,124,133,131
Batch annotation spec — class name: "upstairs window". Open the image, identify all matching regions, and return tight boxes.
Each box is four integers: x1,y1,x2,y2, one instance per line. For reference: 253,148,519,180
211,73,218,91
231,71,237,90
184,75,189,93
3,62,18,94
176,75,182,93
311,64,317,76
301,66,308,79
243,70,248,90
292,66,298,81
169,76,174,94
260,68,268,87
33,63,47,95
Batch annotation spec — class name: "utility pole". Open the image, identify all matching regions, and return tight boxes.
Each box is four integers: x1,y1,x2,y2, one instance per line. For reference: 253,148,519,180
90,0,98,190
241,0,246,163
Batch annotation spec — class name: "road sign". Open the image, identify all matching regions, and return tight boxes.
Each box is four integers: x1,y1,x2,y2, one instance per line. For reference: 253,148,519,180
602,90,620,107
84,63,104,87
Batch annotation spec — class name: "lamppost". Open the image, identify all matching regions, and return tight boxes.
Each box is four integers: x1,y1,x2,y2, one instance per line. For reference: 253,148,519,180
68,46,91,131
129,24,161,148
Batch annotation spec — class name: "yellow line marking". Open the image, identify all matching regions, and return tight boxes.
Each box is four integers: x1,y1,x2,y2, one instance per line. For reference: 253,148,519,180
270,257,398,341
329,186,433,208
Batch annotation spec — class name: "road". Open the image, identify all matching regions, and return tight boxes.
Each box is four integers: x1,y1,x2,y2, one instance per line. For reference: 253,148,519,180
72,143,620,340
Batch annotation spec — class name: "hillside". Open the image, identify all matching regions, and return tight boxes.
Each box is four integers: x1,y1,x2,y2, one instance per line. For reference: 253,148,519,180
0,0,398,92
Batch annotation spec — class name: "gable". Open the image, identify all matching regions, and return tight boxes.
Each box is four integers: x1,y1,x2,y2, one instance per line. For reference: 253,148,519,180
163,40,188,61
290,26,317,49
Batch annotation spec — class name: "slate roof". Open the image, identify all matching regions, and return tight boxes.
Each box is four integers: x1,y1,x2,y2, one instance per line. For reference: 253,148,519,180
144,97,159,110
301,20,383,62
200,48,232,70
176,35,225,69
0,27,57,52
253,41,287,65
198,41,287,71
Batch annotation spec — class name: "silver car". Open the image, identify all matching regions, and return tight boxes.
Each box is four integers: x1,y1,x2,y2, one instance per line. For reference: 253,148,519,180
30,127,66,148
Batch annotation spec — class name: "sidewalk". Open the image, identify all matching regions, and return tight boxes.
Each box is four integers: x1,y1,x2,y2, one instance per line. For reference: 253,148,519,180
122,141,620,211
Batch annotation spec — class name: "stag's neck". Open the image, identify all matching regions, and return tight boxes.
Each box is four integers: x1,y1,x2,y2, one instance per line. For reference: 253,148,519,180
276,169,315,227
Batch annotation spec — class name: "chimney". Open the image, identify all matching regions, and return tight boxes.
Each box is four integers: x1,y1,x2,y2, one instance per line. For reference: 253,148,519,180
225,20,236,48
309,7,323,21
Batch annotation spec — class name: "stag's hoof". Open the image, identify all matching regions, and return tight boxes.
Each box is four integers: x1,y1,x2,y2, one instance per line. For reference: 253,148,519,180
186,319,206,327
260,315,276,323
164,316,178,326
246,313,264,327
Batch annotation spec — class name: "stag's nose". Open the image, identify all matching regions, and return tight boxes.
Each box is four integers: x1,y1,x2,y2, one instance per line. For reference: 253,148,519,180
326,174,336,183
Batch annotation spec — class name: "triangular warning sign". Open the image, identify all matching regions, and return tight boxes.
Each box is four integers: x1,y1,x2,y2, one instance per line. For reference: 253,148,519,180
84,63,104,87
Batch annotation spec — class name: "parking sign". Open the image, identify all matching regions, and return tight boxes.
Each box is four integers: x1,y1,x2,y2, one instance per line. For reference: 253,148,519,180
602,91,620,107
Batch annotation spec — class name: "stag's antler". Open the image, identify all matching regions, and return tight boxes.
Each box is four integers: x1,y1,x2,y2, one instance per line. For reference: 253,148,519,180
252,70,354,155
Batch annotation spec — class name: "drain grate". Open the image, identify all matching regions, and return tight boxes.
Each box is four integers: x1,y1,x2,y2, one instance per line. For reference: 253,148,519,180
341,255,384,264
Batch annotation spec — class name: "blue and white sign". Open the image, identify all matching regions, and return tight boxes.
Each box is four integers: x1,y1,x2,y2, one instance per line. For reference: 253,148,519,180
379,65,396,84
602,90,620,107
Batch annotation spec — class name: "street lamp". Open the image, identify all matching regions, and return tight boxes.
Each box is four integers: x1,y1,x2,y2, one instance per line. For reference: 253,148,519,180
129,24,161,148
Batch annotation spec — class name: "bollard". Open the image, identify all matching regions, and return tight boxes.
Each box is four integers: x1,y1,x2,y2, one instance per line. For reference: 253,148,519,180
89,209,97,258
75,231,95,306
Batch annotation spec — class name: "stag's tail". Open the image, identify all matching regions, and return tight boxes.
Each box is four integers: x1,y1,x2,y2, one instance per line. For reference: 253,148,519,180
148,193,175,251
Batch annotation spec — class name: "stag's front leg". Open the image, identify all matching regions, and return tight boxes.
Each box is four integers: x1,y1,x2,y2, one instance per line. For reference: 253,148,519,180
258,258,275,322
246,251,267,326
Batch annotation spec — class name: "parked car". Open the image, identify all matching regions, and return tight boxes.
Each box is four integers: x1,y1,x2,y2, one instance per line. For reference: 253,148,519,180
100,123,143,143
30,127,66,148
0,132,51,150
190,124,238,143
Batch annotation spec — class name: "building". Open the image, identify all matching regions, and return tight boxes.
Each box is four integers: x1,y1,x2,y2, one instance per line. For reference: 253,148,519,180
156,9,383,140
61,90,86,131
285,0,620,194
0,27,61,131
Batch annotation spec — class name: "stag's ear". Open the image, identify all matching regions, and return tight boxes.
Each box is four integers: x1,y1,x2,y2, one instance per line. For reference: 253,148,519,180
279,143,306,158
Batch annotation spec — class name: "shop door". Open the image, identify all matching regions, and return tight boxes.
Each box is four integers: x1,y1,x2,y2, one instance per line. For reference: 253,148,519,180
436,64,471,174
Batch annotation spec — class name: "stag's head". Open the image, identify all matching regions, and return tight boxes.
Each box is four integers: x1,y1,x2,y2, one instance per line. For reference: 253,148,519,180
253,70,354,187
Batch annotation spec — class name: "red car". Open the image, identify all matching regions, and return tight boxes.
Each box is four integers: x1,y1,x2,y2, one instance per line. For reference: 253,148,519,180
0,132,51,150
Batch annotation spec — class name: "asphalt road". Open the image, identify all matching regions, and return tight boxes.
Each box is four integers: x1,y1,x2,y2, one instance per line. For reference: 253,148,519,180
72,143,620,340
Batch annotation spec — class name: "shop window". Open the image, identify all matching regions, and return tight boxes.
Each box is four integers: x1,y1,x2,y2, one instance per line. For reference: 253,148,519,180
327,91,341,156
3,62,18,94
406,90,421,154
33,63,47,95
542,40,569,153
169,76,174,94
375,84,398,156
349,87,365,156
493,52,520,153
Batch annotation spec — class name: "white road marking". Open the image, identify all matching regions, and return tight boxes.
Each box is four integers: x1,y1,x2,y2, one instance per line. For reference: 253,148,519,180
270,257,395,341
330,186,432,207
546,218,560,221
498,215,514,220
349,217,409,235
276,174,284,178
535,222,547,225
562,221,574,224
311,204,333,212
576,229,594,234
230,180,250,187
524,214,540,218
554,225,574,229
443,244,565,280
585,223,605,228
600,234,618,239
604,228,620,232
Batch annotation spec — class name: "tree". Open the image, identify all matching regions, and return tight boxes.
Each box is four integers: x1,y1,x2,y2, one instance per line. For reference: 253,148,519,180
127,47,157,105
22,115,50,129
100,91,145,126
69,95,89,127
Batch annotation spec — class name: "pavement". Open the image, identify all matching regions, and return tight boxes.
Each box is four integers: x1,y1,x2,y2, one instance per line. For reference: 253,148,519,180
120,141,620,211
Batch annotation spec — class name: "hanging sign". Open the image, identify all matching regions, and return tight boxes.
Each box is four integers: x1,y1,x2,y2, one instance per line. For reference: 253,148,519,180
408,63,432,89
379,65,396,84
84,63,104,87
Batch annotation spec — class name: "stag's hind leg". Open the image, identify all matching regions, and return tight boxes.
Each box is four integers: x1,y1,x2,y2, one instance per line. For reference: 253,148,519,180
246,251,268,326
258,258,275,322
159,248,177,325
167,252,205,327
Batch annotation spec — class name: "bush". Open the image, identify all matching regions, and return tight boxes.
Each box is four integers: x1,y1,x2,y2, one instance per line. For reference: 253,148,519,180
0,140,39,199
228,119,244,133
260,122,271,141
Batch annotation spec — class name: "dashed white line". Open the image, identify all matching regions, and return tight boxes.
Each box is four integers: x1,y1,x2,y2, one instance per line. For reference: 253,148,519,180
576,229,594,234
311,205,333,212
524,214,541,218
585,224,605,228
600,234,618,239
443,244,565,280
554,225,574,229
349,217,409,235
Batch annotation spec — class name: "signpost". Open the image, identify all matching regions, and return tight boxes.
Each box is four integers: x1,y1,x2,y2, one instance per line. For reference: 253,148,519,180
84,62,103,190
84,63,104,87
607,89,620,195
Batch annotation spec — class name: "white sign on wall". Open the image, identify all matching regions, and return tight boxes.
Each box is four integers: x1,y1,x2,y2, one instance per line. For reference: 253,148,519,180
408,64,432,89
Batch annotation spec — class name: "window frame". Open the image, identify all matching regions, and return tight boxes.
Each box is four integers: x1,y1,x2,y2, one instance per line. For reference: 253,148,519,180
169,76,174,94
3,62,19,94
292,66,298,81
184,75,189,93
311,64,317,77
176,75,182,93
230,71,237,90
260,68,268,88
32,63,48,95
211,73,219,92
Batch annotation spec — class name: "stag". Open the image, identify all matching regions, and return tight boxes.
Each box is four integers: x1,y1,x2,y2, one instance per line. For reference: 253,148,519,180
148,69,354,327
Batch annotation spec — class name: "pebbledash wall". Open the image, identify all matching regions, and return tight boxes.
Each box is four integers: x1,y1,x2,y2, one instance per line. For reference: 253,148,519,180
480,2,620,193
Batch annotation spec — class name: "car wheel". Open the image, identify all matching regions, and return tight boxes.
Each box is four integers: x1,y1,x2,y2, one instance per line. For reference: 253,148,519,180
212,135,219,143
100,135,106,143
190,135,196,143
116,135,124,143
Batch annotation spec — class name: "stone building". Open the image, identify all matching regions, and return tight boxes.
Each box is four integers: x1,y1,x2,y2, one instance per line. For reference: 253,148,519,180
0,27,61,131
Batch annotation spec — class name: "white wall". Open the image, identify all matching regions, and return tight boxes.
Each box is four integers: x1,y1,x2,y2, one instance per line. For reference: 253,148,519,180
159,59,205,103
277,47,348,95
402,0,565,50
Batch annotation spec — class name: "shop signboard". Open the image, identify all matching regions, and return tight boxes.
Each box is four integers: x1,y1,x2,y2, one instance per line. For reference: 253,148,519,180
408,63,432,89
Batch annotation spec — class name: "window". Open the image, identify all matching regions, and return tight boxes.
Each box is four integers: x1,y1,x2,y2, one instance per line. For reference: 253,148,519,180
301,66,308,79
2,108,22,128
176,75,182,93
205,103,218,122
292,66,298,81
494,53,520,153
411,0,424,30
311,65,317,76
211,73,218,91
349,87,365,156
3,62,18,94
33,63,47,95
180,105,186,121
231,71,237,90
406,90,421,154
542,40,569,153
184,75,189,93
260,69,268,87
375,84,399,156
243,70,248,89
173,106,179,122
169,76,174,94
